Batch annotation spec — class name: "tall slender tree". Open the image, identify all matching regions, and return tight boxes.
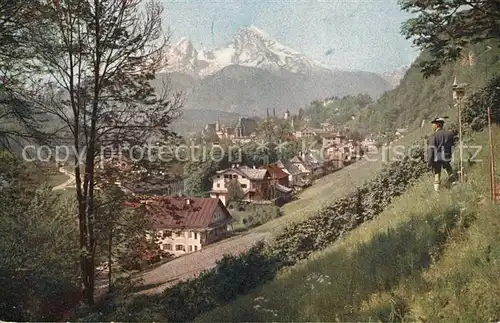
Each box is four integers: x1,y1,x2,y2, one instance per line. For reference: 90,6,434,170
14,0,182,305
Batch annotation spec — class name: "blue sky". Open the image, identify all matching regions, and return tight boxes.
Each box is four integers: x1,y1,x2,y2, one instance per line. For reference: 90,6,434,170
160,0,418,73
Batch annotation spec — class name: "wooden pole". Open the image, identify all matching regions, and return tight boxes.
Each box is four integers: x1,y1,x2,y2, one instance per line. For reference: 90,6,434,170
458,99,464,182
488,102,496,201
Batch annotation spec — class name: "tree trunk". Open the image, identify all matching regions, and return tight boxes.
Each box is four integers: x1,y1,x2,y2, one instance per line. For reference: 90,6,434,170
84,256,95,306
108,228,113,292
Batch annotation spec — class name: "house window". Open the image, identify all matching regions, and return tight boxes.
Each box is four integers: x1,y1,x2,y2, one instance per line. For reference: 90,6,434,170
224,174,229,179
217,175,220,178
241,183,247,189
216,183,220,188
163,230,172,238
163,243,172,251
175,244,185,251
195,245,198,251
194,232,198,240
189,245,193,252
188,231,192,238
175,231,183,238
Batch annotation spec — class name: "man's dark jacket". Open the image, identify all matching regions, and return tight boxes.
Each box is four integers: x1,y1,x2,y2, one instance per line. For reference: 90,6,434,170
427,128,455,164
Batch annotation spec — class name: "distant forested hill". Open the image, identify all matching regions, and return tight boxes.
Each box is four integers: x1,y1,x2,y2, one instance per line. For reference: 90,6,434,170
348,40,500,133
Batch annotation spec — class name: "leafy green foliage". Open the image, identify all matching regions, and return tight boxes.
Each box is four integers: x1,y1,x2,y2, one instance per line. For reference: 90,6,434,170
0,154,80,321
243,206,282,228
400,0,500,77
226,178,245,205
271,145,427,265
305,94,373,127
184,158,220,196
93,185,152,289
0,1,49,150
257,117,294,142
462,73,500,131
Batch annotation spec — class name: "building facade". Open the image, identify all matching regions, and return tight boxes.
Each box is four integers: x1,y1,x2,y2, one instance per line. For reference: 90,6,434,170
210,166,271,205
129,196,233,257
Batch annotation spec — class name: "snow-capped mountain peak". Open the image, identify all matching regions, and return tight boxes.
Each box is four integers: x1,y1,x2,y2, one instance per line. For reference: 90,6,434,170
244,25,272,39
163,25,331,78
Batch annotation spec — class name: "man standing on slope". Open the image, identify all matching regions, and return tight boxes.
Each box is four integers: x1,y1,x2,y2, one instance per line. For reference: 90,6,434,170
427,117,456,191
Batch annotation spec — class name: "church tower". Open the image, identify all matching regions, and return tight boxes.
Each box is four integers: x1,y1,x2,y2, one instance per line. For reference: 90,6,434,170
215,118,221,132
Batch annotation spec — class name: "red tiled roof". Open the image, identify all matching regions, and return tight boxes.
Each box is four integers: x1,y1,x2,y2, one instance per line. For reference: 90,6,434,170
262,164,289,179
126,196,232,230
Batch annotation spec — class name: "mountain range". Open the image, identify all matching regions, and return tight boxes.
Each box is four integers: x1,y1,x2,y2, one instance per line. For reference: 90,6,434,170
158,26,400,133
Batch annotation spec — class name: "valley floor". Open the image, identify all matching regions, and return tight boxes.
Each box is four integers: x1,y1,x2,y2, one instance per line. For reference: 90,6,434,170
197,131,500,322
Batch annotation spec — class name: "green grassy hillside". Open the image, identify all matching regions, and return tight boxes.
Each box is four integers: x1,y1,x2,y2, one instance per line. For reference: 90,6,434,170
351,40,500,133
198,130,500,322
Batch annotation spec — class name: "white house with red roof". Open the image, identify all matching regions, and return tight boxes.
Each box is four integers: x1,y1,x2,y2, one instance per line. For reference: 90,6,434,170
129,196,234,256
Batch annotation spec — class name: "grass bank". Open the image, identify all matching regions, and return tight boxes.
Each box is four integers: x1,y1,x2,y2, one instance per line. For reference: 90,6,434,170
198,130,500,322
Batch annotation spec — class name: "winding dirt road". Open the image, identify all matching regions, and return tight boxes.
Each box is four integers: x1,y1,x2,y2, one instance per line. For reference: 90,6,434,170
137,232,271,294
52,167,75,190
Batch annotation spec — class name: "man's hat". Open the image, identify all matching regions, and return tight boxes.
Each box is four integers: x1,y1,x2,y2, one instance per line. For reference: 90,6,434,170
431,117,447,124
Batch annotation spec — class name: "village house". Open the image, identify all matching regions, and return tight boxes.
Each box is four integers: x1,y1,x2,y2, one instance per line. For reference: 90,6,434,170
261,164,290,187
277,158,311,190
322,133,347,148
210,165,272,206
324,147,346,170
300,152,325,179
129,196,234,257
294,126,317,138
260,164,294,205
361,137,377,152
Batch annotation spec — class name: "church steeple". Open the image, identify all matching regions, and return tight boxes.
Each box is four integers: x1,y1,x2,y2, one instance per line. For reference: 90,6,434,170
273,107,276,117
266,108,270,119
216,118,221,132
